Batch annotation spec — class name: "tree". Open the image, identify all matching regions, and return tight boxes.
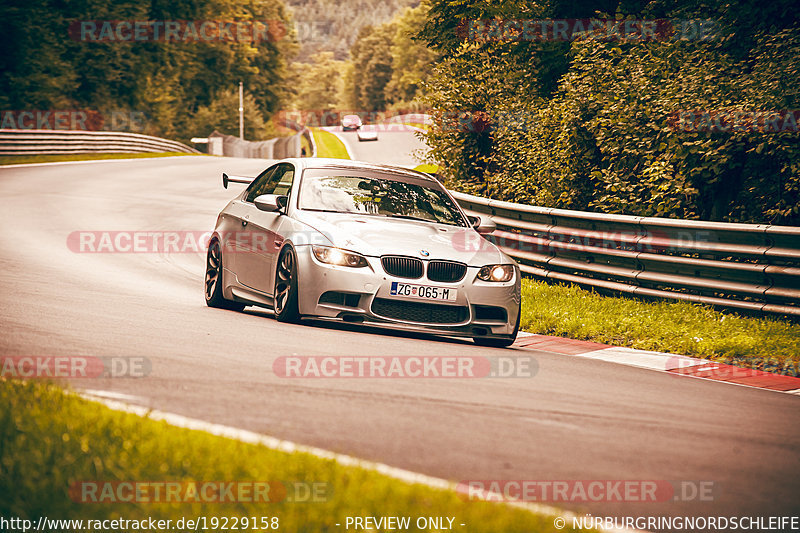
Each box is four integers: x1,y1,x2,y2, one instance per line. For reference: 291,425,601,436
189,88,279,140
0,0,295,143
289,52,346,111
384,2,439,107
347,23,396,110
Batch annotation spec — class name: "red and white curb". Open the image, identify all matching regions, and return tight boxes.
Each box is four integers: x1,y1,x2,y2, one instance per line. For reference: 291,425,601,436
514,332,800,396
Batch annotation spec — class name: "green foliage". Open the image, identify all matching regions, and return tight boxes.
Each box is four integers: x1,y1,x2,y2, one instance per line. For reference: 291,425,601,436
0,0,295,144
288,52,346,111
384,3,440,106
340,2,440,112
346,24,397,110
189,89,281,141
284,0,418,62
417,0,800,224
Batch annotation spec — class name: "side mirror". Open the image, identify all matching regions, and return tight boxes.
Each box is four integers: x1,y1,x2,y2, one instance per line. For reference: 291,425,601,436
469,215,496,235
254,194,288,212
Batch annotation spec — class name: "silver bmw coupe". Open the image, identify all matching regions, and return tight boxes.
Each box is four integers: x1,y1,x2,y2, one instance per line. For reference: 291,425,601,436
205,158,521,347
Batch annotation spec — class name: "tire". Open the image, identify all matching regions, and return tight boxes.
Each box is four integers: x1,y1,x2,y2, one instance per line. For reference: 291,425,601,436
472,307,520,348
274,246,301,323
205,239,245,311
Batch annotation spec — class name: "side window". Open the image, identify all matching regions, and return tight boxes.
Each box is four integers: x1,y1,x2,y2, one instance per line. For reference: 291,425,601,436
246,163,295,203
245,165,278,203
272,166,294,196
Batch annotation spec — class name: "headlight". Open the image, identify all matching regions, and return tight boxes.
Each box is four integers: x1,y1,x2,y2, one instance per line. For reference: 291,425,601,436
312,245,368,268
477,264,515,282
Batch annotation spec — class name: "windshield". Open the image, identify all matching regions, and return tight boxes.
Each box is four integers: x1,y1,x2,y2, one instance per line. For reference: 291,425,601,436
299,170,467,227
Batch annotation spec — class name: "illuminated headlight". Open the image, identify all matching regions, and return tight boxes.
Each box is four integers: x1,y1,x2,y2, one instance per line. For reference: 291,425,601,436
312,245,368,268
477,264,515,282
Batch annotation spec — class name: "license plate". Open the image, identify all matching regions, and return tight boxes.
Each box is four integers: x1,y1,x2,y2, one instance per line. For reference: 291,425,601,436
390,282,457,302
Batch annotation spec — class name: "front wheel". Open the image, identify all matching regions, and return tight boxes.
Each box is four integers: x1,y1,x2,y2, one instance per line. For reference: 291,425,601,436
205,240,245,311
274,246,301,323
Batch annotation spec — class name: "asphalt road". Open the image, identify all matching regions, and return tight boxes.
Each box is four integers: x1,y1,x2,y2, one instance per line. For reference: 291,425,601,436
323,125,428,167
1,156,799,526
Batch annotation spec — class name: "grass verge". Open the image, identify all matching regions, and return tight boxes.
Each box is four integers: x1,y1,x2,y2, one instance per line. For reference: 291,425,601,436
400,122,431,132
0,380,582,533
310,128,350,159
0,152,203,166
413,163,440,175
520,279,800,375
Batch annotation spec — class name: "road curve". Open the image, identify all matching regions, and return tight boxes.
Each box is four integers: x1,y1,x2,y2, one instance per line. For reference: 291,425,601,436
324,125,428,167
1,156,798,525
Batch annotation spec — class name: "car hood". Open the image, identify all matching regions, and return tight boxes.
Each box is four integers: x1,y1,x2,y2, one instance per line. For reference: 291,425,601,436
295,211,506,265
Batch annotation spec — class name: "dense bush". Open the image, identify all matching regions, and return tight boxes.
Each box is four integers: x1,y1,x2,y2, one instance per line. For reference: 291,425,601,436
417,0,800,224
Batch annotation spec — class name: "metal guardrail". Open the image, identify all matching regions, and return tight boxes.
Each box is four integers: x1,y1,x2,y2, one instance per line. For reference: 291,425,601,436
303,128,316,157
0,129,200,155
452,191,800,317
206,130,305,159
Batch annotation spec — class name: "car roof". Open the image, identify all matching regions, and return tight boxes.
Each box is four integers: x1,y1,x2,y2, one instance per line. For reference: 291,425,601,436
287,158,439,183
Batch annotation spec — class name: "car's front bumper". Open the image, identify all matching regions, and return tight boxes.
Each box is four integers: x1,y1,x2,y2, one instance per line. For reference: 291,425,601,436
293,245,521,338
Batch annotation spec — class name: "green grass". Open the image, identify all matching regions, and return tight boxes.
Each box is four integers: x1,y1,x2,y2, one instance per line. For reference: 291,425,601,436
520,279,800,375
413,163,440,175
0,380,583,533
310,128,350,159
0,152,203,166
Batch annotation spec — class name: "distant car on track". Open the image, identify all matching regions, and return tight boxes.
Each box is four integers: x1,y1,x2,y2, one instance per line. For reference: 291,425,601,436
207,158,521,347
356,125,379,142
341,114,362,131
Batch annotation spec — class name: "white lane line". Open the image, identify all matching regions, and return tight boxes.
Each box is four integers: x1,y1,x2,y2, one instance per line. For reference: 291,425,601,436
572,347,708,372
81,389,147,403
76,391,645,533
